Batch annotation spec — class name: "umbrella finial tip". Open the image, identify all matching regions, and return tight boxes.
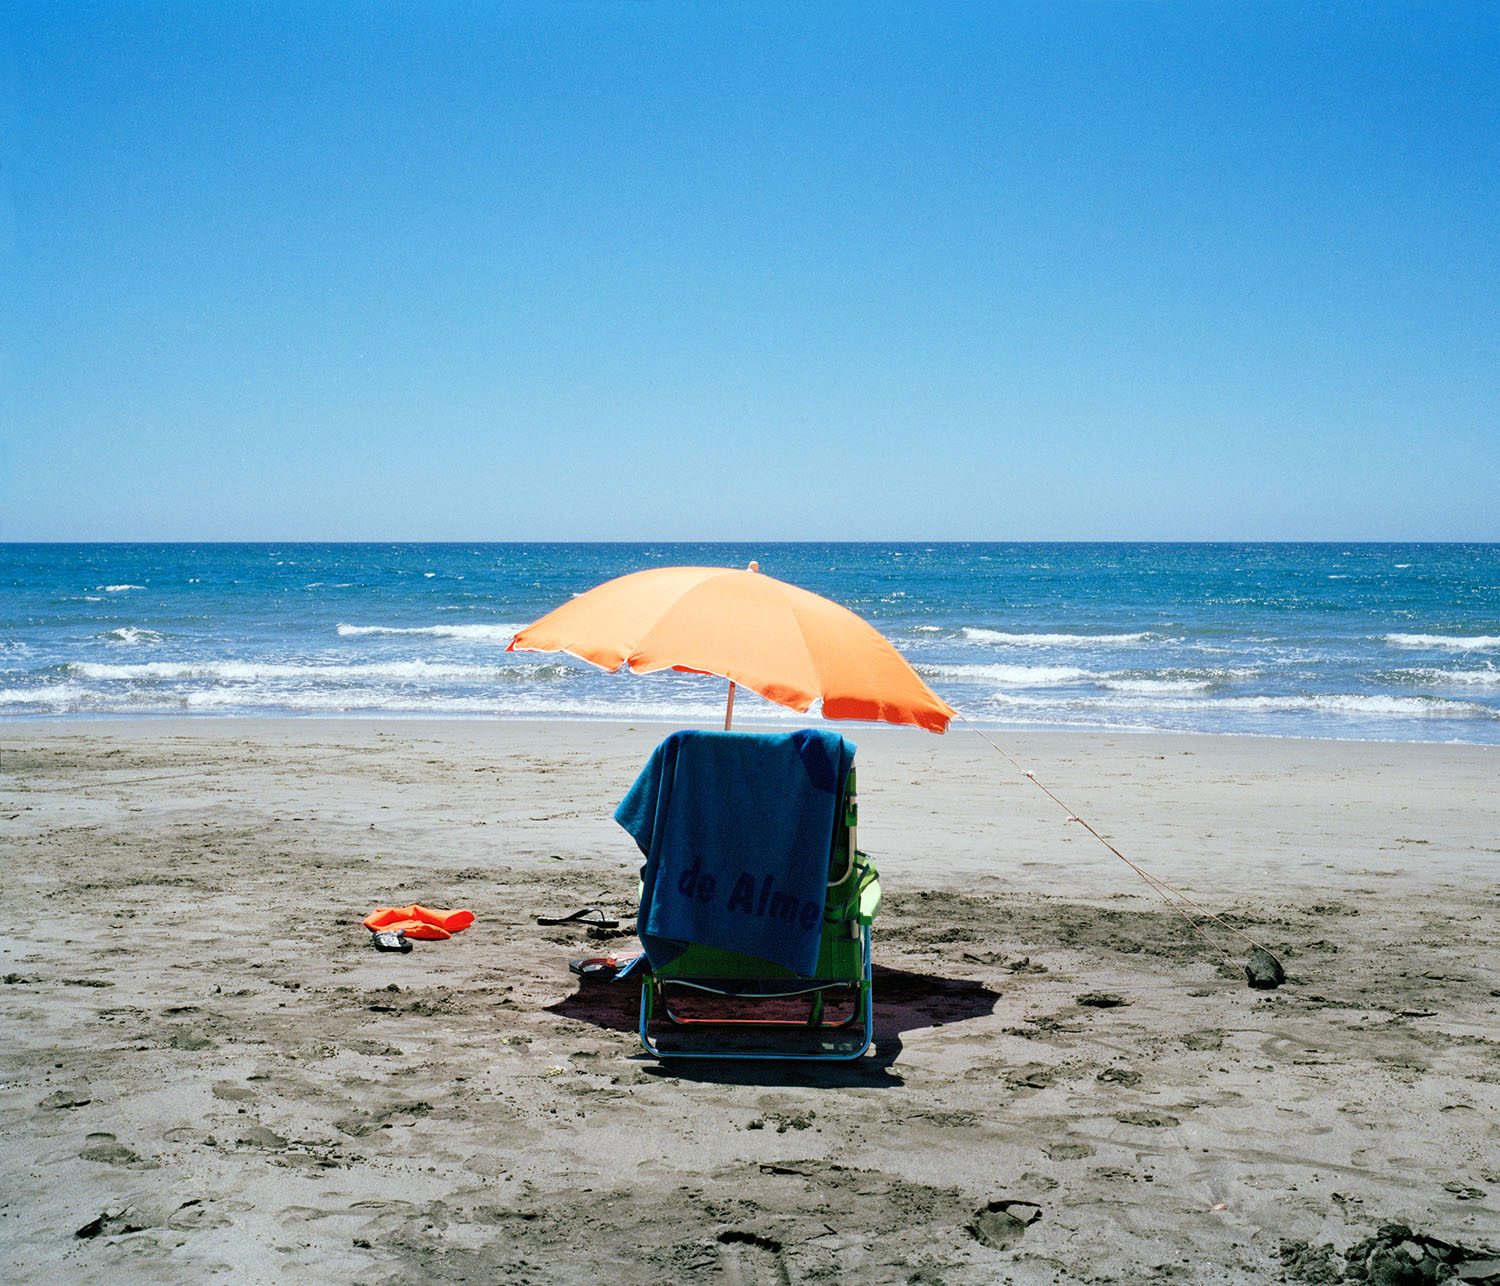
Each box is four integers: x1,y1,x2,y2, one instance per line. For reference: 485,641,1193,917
748,560,759,572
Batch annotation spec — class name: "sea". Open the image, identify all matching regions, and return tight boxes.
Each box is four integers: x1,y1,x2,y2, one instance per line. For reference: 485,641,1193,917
3,543,1499,744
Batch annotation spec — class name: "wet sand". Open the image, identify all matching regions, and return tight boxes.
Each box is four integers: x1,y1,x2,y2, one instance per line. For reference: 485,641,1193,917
2,718,1498,1283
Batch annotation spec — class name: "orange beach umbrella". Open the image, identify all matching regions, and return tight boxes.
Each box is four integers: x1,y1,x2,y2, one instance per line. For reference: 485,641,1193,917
507,564,955,733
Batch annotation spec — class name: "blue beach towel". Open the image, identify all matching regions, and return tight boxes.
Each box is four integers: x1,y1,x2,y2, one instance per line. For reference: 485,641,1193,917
615,729,856,976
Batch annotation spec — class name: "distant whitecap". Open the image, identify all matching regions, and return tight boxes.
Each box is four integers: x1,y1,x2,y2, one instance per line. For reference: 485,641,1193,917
1386,633,1499,652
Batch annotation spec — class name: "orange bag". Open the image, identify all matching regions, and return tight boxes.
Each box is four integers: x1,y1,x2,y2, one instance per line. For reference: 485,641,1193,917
363,904,475,941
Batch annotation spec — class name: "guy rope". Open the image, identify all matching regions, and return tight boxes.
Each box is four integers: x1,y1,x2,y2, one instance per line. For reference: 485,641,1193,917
958,714,1287,986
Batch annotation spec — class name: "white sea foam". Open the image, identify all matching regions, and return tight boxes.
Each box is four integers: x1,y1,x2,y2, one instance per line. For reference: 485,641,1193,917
173,687,752,718
69,659,573,683
1396,666,1500,689
102,584,143,593
337,623,522,644
1386,633,1500,652
920,663,1098,686
1098,677,1216,695
1217,694,1489,717
962,628,1155,647
983,690,1491,719
0,682,94,707
106,626,162,645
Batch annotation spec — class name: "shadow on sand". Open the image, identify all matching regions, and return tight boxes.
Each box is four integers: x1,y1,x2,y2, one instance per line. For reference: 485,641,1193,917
545,963,1003,1087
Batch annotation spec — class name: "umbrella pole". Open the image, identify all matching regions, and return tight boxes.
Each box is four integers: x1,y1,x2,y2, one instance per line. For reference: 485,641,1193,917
724,680,736,731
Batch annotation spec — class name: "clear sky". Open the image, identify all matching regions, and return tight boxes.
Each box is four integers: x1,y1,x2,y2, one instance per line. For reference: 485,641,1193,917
2,2,1496,542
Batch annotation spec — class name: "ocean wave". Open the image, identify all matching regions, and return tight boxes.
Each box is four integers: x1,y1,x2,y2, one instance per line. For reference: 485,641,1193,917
337,623,522,644
106,626,162,645
102,584,144,593
919,663,1098,686
0,682,95,707
962,628,1155,647
174,687,780,717
67,659,575,683
1390,665,1500,689
982,690,1493,720
1097,677,1216,695
0,678,782,721
1385,633,1500,652
922,663,1243,694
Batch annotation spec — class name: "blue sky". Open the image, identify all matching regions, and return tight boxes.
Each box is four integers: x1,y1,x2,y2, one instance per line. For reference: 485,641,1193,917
2,2,1497,541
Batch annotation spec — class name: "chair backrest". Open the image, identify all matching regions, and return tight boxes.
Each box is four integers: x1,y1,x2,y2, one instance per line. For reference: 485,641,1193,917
616,729,856,976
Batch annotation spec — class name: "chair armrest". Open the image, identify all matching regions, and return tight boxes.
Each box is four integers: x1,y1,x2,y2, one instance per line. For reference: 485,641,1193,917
856,862,881,924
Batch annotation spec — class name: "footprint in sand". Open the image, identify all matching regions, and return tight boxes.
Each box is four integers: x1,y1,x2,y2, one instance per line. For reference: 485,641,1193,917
39,1086,92,1110
1097,1067,1142,1087
165,1200,234,1231
1181,1030,1224,1051
715,1229,790,1286
968,1200,1042,1250
167,1027,215,1051
162,1126,214,1146
79,1132,151,1167
1113,1109,1181,1128
233,1123,289,1150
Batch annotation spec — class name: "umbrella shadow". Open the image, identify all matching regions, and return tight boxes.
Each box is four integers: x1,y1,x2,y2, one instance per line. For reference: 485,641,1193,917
546,963,1002,1087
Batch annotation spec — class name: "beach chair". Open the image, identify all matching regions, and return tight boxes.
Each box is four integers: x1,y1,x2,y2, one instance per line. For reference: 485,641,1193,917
615,730,881,1060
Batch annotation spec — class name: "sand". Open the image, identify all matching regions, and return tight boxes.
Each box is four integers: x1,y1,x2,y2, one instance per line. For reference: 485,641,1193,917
2,718,1497,1284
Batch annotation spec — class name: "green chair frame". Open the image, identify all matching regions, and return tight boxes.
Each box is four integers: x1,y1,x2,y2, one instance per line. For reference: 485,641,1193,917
637,766,881,1060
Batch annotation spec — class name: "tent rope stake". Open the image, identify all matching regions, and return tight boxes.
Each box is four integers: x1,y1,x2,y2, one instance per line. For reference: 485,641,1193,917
958,714,1286,978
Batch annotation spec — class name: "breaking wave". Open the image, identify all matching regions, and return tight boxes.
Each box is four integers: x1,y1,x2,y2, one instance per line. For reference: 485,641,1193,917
1386,633,1500,652
69,659,571,683
919,663,1098,686
962,628,1156,647
105,627,162,645
982,690,1494,721
337,623,521,644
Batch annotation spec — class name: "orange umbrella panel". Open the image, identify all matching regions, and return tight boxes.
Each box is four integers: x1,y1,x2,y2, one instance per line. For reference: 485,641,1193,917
508,565,954,733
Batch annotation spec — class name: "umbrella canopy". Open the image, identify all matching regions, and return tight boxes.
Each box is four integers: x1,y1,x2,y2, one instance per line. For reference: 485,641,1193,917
507,564,955,733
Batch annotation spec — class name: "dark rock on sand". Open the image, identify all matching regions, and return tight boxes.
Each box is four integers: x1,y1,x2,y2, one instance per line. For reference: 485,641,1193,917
1345,1224,1498,1286
1280,1224,1500,1285
1279,1238,1342,1284
1246,947,1286,989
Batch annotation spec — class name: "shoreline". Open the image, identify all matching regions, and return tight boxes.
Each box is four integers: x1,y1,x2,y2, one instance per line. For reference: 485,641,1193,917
2,719,1497,1281
7,708,1499,747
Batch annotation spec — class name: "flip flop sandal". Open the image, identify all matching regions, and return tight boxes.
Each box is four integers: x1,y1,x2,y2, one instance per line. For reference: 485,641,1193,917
536,907,620,930
568,952,644,980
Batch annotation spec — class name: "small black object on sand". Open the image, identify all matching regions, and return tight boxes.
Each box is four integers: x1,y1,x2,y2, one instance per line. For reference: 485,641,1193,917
1246,947,1286,989
536,907,620,930
372,929,412,953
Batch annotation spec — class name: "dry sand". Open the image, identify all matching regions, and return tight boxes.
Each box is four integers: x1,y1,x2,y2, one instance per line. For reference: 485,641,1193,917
2,718,1498,1284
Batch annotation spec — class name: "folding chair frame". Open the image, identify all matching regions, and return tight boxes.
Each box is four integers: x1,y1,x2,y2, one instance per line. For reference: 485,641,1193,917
636,768,880,1061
